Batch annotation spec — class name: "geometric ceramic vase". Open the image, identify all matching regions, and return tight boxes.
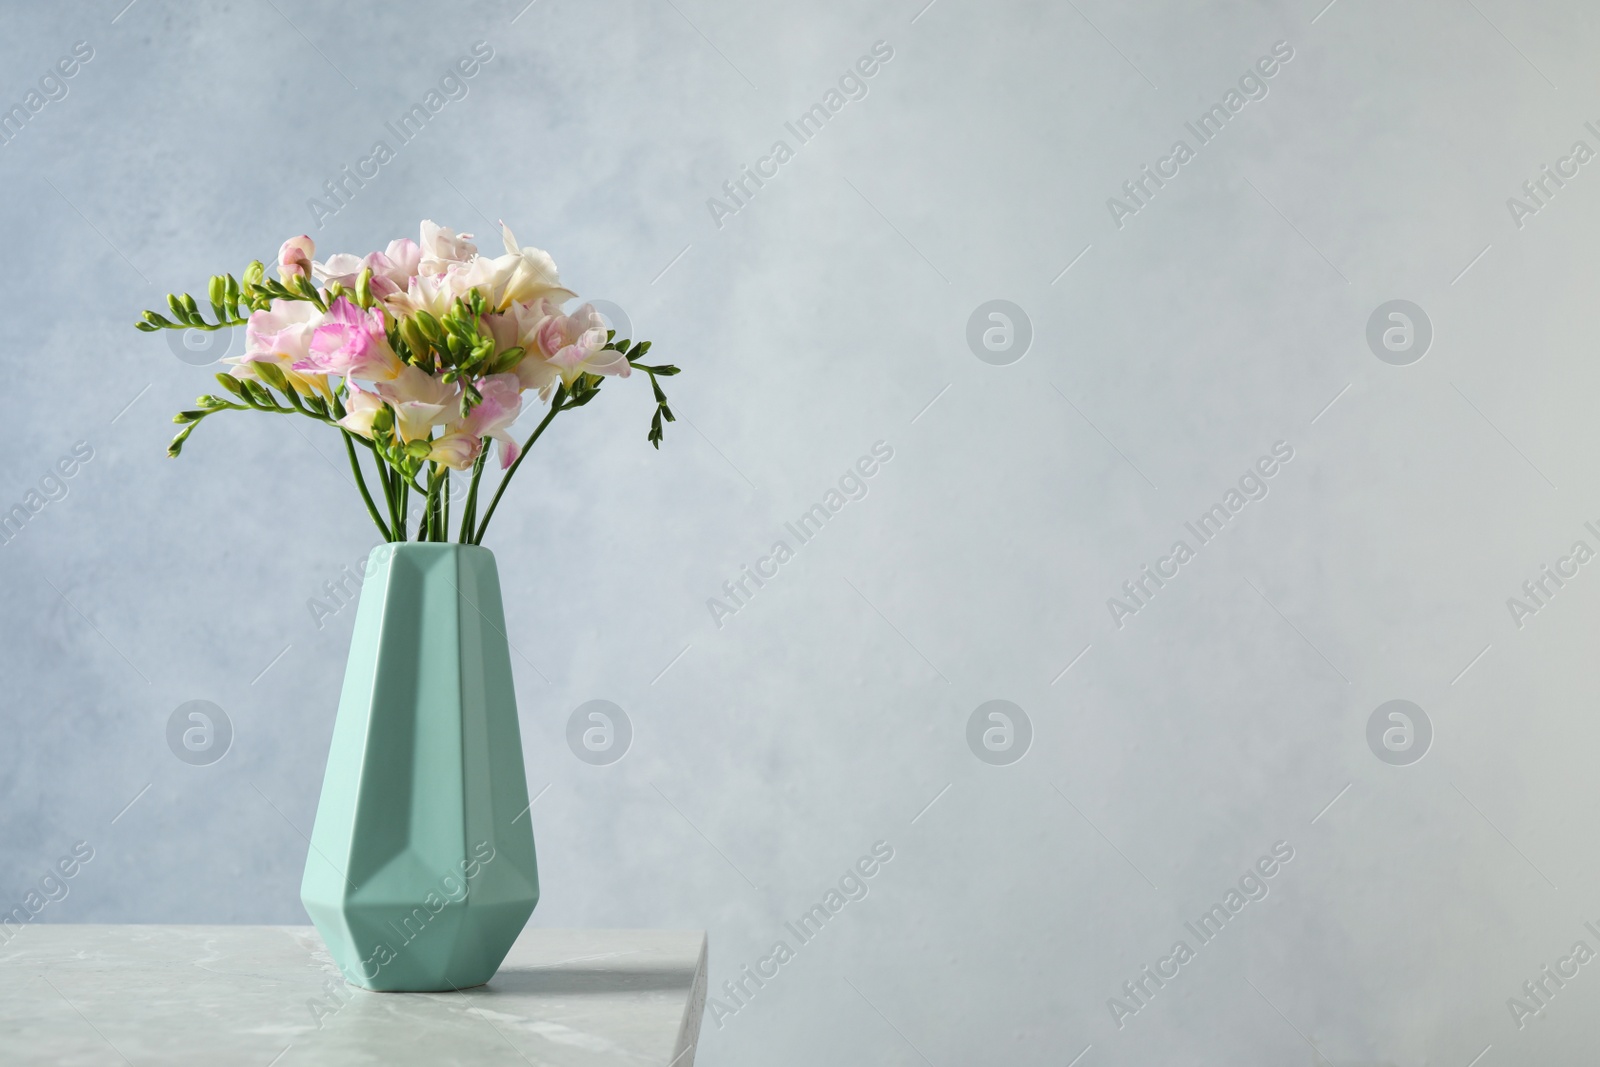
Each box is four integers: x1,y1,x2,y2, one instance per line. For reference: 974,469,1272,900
300,543,540,991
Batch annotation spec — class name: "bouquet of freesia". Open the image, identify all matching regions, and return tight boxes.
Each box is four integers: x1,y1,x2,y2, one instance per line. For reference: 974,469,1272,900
137,221,678,544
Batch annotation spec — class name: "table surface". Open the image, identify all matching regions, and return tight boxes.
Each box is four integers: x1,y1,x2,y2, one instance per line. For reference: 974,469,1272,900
0,924,708,1066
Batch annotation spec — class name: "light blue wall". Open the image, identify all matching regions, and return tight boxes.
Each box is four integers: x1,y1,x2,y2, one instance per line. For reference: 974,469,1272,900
2,0,1597,1062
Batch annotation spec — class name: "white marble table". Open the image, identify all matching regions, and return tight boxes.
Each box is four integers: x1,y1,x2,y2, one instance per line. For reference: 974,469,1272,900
0,925,707,1066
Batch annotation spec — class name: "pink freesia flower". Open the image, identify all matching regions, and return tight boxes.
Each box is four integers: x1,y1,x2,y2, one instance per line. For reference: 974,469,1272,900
374,364,460,442
385,255,515,318
242,299,318,362
429,374,524,470
380,238,421,285
465,373,525,468
538,303,630,385
426,432,481,471
484,299,561,400
418,221,477,275
225,299,328,395
337,380,385,439
277,235,315,281
303,297,402,382
314,238,423,301
311,253,364,286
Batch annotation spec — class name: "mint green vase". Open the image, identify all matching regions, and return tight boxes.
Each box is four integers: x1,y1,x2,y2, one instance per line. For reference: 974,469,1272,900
301,543,539,992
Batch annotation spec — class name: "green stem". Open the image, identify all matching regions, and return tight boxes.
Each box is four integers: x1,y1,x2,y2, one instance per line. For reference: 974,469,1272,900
473,388,567,545
342,431,391,541
424,463,445,542
419,464,432,542
458,446,489,543
381,459,405,542
442,470,451,543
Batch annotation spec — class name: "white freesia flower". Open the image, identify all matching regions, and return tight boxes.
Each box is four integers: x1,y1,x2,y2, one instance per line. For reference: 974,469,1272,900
497,222,576,309
418,220,477,275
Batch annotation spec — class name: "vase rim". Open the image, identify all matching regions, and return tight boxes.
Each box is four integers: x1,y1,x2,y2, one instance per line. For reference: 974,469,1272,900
373,541,495,557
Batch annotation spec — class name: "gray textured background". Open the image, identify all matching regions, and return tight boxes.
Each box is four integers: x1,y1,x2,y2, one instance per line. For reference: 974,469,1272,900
2,0,1597,1063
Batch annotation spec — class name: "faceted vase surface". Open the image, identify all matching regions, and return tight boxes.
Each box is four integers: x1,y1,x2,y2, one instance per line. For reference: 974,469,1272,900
300,543,539,992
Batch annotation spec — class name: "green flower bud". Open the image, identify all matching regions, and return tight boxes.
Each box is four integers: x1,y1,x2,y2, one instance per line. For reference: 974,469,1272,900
242,380,275,407
254,361,290,392
489,346,525,374
167,424,194,457
400,319,429,359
